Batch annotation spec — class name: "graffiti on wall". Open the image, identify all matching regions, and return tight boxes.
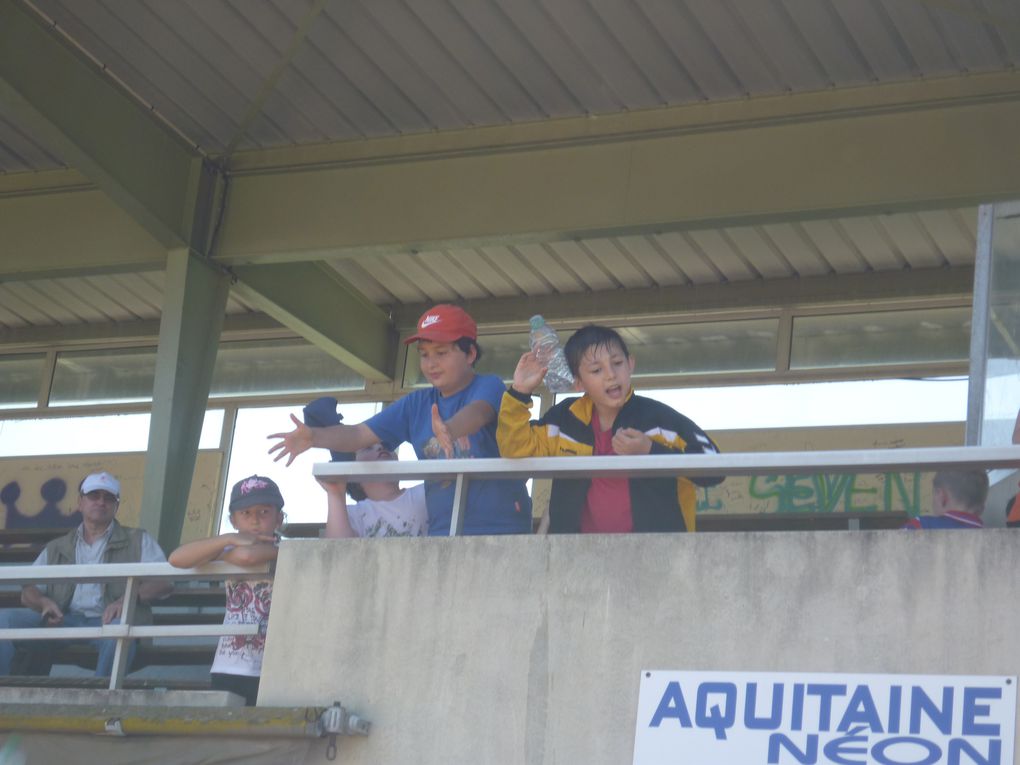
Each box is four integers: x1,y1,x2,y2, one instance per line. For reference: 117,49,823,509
697,472,927,515
0,453,223,543
1,477,82,529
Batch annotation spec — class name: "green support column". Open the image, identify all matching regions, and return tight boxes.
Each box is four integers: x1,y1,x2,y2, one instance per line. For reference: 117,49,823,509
140,249,230,550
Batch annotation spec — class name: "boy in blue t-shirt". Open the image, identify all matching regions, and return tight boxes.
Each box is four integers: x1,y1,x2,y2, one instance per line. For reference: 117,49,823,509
269,304,530,535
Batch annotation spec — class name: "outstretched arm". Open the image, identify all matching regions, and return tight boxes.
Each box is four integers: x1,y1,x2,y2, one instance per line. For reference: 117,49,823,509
268,414,379,466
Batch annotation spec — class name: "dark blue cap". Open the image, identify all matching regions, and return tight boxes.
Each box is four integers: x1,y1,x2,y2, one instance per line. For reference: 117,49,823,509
302,397,353,462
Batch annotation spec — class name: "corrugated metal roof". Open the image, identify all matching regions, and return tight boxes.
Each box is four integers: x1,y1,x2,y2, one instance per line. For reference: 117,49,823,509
0,101,65,173
0,1,1001,341
0,269,259,331
0,207,978,331
330,207,978,306
3,0,1017,172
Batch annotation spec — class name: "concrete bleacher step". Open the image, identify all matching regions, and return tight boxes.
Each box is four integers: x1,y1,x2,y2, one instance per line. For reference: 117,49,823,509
0,684,246,710
0,674,214,691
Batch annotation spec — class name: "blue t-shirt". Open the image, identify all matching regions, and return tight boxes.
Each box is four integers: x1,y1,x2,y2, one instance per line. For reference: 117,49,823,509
365,374,531,536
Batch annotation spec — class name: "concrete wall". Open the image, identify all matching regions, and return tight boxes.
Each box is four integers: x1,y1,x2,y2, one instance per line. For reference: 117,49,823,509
261,531,1020,764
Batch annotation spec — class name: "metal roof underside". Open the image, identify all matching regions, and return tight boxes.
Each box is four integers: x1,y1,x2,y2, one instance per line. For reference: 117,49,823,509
0,0,1015,335
2,0,1017,167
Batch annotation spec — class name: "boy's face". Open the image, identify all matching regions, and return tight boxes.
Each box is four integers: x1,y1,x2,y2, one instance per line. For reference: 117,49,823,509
417,340,476,396
931,485,950,515
574,342,635,415
356,443,396,462
230,503,283,536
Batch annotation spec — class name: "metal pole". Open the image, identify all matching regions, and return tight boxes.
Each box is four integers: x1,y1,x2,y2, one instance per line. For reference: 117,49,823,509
107,575,137,690
966,204,994,446
448,473,468,536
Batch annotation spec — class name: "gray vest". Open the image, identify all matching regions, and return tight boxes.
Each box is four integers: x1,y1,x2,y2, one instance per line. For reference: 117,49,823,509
44,520,153,624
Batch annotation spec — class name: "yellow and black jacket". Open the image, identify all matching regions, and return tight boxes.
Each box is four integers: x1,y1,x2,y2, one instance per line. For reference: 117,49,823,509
497,388,722,533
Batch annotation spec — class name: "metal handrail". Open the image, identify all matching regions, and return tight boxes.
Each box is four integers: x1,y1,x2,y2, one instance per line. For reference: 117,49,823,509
0,561,271,690
312,444,1020,534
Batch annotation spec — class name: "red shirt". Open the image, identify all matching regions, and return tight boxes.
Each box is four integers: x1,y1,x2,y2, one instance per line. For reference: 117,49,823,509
580,411,633,533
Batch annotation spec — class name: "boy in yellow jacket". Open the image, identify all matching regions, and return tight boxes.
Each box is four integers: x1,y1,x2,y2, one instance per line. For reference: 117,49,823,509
498,325,721,533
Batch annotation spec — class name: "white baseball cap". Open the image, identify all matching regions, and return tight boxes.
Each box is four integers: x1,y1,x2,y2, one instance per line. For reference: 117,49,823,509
80,471,121,499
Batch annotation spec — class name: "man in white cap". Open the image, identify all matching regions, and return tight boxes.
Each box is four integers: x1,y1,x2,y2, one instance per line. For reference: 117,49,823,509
0,471,172,677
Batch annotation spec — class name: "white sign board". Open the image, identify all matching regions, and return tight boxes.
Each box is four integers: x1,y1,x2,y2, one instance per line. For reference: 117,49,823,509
634,671,1016,765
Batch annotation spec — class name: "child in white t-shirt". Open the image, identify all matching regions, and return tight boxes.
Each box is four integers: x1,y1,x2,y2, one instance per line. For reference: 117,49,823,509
320,443,427,538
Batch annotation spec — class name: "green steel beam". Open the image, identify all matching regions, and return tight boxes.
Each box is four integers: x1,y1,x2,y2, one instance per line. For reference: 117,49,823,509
215,73,1020,264
226,71,1020,176
0,188,168,280
140,250,230,550
230,262,396,381
0,0,210,250
2,72,1015,276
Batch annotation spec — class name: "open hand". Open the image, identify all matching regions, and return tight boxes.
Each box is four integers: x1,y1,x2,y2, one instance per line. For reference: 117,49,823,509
268,414,313,466
512,352,547,395
430,404,455,458
612,427,652,455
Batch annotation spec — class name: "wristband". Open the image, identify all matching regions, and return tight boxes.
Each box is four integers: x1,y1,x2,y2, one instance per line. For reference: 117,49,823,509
507,386,533,403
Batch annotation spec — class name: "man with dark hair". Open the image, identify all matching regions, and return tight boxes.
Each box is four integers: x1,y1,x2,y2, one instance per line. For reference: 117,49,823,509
0,471,172,676
903,470,988,529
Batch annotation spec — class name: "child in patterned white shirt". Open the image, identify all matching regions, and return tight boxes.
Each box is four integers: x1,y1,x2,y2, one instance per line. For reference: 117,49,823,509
319,443,428,539
168,474,283,705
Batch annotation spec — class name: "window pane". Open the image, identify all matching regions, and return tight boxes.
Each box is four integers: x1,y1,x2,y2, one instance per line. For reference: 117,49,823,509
50,348,156,406
981,203,1020,446
0,410,223,457
49,340,365,406
0,354,45,410
220,403,381,531
403,319,778,387
211,339,364,398
621,320,778,376
640,378,966,430
790,308,971,370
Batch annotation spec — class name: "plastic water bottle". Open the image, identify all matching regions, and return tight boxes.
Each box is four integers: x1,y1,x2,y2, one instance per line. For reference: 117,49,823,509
529,315,574,393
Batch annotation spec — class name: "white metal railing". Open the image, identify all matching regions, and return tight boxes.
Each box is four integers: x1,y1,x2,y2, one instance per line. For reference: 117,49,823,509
312,445,1020,535
0,561,270,690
